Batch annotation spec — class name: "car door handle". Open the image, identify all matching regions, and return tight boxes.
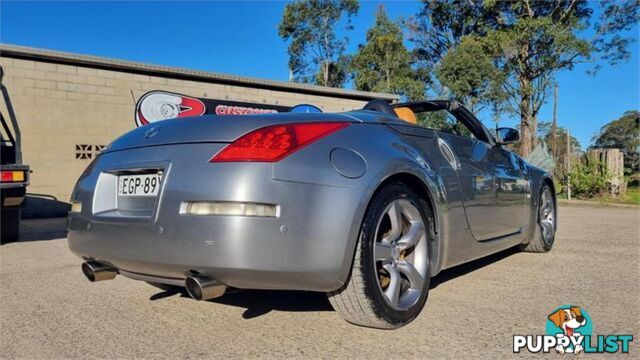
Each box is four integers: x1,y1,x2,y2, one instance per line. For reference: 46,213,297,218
437,138,459,169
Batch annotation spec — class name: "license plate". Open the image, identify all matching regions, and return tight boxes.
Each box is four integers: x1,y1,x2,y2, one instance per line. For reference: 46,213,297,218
118,173,162,197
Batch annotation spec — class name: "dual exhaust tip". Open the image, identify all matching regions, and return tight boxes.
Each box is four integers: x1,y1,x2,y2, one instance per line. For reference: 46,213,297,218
81,261,226,300
81,261,117,282
184,275,226,301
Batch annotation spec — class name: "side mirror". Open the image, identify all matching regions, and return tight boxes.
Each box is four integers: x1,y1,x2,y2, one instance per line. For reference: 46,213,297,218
495,127,520,145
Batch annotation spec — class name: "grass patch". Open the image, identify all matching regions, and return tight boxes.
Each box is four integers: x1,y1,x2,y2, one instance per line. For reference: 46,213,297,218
558,187,640,205
622,187,640,204
594,187,640,205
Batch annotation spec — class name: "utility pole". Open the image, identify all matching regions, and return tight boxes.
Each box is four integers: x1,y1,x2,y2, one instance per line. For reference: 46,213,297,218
552,84,558,161
567,129,571,201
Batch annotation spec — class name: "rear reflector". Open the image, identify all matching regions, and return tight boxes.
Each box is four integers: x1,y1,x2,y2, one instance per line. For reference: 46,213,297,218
181,201,278,217
0,170,25,183
210,122,349,162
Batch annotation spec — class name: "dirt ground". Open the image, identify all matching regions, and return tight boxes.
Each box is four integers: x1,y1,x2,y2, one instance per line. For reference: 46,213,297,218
1,204,638,359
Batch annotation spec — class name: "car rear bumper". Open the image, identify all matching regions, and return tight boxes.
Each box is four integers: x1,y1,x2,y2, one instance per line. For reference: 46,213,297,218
67,143,366,292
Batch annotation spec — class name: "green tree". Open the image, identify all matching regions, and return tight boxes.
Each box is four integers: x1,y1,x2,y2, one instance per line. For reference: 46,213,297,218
406,1,499,70
435,36,506,115
416,110,472,137
569,159,610,198
408,0,639,156
538,121,581,159
535,121,581,179
278,0,359,88
351,6,427,100
592,110,640,173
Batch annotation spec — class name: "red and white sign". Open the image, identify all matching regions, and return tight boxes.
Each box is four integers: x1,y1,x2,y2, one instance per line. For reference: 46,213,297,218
134,90,290,127
214,105,278,116
135,91,205,127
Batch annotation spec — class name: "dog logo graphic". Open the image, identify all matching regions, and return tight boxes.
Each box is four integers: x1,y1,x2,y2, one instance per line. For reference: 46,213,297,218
514,305,633,354
547,306,590,354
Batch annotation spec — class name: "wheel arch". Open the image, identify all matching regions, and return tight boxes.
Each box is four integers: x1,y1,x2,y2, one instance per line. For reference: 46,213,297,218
361,172,443,276
519,173,558,252
374,173,438,228
542,176,555,194
521,173,557,247
541,175,558,226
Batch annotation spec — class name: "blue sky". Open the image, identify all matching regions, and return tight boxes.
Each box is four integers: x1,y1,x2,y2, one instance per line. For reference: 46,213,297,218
1,1,638,147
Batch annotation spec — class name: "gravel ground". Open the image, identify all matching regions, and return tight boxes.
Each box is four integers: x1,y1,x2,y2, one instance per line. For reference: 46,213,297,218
1,205,638,359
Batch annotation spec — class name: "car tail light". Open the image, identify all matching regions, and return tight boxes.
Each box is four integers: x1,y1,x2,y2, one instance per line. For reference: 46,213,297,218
210,122,350,162
0,170,25,183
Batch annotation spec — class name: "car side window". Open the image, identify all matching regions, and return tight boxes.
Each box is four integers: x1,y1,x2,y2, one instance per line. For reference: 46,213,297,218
415,110,475,139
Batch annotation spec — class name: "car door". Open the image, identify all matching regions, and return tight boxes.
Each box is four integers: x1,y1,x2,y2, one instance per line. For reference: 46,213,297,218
446,135,528,240
488,144,529,239
425,111,527,241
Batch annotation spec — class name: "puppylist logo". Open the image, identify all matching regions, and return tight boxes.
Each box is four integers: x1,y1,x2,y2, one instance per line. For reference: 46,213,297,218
513,305,633,354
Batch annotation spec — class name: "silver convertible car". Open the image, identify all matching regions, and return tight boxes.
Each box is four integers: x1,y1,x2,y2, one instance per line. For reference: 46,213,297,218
68,99,556,329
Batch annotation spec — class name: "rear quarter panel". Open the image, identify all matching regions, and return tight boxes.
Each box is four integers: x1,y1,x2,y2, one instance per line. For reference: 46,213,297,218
273,122,455,278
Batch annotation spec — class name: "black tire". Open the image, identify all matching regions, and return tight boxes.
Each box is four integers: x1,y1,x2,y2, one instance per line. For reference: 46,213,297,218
327,182,432,329
1,207,20,244
146,282,185,293
520,183,556,253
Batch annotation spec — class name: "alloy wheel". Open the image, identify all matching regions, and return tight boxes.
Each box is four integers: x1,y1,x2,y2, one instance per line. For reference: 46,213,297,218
539,188,555,245
373,199,428,311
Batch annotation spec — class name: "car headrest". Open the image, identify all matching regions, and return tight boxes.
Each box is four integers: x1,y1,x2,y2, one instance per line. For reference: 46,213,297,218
394,107,417,124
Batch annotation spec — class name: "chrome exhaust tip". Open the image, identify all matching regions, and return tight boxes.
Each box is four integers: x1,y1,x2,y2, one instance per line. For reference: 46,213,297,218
81,261,117,282
185,275,226,301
